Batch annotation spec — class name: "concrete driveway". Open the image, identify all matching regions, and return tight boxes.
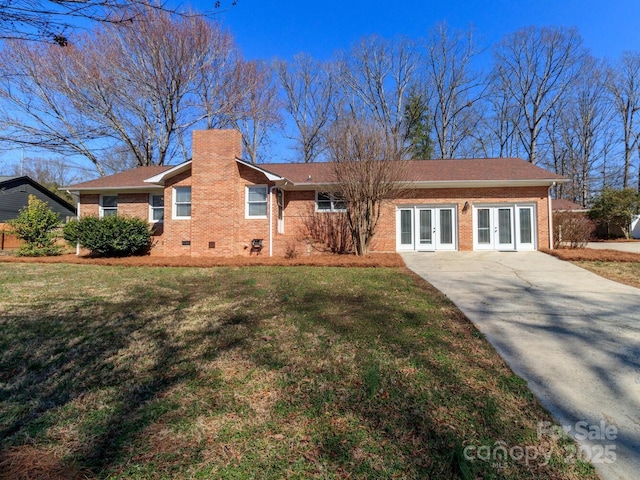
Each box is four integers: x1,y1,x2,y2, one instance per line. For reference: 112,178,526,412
403,251,640,480
587,242,640,253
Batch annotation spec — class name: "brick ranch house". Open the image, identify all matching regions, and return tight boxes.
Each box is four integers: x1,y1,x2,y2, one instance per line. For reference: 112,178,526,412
66,129,566,257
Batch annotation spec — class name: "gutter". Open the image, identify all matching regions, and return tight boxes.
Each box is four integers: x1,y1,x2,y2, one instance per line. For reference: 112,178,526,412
66,186,163,193
548,184,555,250
76,198,81,256
269,186,275,257
277,178,566,191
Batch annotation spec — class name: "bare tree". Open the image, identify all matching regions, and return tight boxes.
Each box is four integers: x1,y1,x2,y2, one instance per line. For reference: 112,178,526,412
334,35,419,158
301,204,352,253
0,8,238,175
276,53,334,163
325,117,406,256
196,28,244,130
228,60,283,164
606,52,640,189
493,26,586,164
547,57,613,205
479,68,522,158
0,0,237,45
11,157,81,202
425,22,485,158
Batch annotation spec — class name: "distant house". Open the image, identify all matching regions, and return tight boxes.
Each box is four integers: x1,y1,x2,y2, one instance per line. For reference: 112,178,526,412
66,129,566,257
0,176,77,222
551,199,588,213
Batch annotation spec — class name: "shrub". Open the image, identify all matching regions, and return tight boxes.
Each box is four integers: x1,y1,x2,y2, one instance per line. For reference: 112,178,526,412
63,215,152,257
553,211,594,249
8,195,63,256
301,205,353,254
284,242,299,259
589,188,640,239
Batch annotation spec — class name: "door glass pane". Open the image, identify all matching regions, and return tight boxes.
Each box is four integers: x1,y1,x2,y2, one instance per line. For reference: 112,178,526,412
519,208,532,244
419,209,432,244
498,208,512,244
439,209,453,244
400,210,412,245
477,208,491,244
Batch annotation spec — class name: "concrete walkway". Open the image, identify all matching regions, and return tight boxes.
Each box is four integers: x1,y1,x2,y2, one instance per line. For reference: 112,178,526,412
587,242,640,253
403,251,640,480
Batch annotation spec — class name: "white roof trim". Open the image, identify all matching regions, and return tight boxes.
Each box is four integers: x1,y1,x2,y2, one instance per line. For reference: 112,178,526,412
236,158,284,182
67,186,163,194
144,160,192,185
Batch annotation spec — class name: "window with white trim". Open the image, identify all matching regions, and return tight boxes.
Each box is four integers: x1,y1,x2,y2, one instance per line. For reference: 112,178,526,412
100,195,118,217
246,185,267,218
149,194,164,222
316,191,346,212
173,186,191,219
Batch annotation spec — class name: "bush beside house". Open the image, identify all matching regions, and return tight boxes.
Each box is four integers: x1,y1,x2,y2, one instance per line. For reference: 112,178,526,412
63,215,153,257
7,195,63,256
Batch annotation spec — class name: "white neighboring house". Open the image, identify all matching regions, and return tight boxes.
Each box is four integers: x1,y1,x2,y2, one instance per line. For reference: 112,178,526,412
631,215,640,239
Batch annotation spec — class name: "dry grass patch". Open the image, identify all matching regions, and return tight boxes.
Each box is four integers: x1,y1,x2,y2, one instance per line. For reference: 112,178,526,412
543,248,640,288
571,261,640,289
0,445,93,480
0,263,597,479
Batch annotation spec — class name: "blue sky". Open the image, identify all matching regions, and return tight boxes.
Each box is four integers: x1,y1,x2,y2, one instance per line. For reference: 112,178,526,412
201,0,640,162
3,0,640,176
212,0,639,62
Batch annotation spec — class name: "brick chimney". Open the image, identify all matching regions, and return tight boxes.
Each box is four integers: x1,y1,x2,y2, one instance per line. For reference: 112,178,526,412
190,129,243,256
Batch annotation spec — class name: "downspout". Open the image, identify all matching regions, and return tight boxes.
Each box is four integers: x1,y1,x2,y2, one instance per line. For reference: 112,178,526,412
269,186,275,257
548,183,555,250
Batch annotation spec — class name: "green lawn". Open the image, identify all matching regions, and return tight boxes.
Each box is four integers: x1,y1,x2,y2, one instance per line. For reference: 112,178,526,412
574,260,640,289
0,263,596,479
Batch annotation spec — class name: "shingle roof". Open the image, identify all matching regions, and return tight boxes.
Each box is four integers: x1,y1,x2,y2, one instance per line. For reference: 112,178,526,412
263,158,564,184
65,157,564,191
66,165,173,190
552,199,588,211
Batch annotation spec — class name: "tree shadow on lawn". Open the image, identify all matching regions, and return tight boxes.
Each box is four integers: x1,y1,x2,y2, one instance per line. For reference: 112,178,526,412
249,274,569,479
0,277,264,478
0,266,595,479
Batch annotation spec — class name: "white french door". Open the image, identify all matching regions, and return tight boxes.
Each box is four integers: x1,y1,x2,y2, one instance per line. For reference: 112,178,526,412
398,206,457,251
474,205,536,251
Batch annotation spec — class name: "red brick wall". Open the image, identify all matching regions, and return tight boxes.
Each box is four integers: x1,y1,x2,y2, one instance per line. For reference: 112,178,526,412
271,190,316,256
271,186,551,254
78,192,156,220
79,194,100,217
187,129,279,257
159,169,192,256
